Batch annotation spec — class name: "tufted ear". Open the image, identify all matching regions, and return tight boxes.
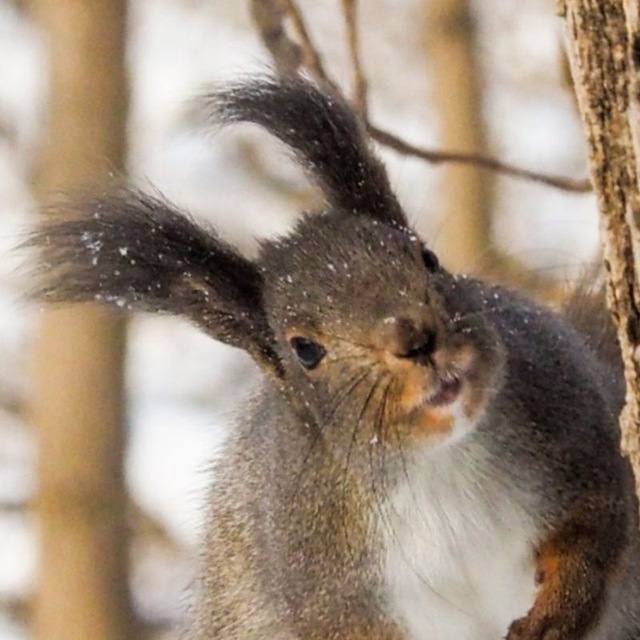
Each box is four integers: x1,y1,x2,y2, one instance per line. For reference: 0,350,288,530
198,75,408,228
28,188,283,379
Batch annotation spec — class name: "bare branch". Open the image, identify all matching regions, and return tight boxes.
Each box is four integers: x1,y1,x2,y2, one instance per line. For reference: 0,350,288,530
368,124,592,192
279,0,337,91
251,0,592,194
0,499,28,513
249,0,302,76
341,0,368,118
1,596,30,626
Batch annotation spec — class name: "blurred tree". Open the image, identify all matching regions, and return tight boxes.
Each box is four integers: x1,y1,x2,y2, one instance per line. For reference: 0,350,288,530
425,0,495,273
28,1,135,640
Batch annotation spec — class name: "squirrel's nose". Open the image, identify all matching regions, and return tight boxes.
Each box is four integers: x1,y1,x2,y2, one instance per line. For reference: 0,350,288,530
381,316,437,365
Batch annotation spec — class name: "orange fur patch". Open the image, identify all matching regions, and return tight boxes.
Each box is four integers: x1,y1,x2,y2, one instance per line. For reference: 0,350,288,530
535,548,562,586
413,406,454,437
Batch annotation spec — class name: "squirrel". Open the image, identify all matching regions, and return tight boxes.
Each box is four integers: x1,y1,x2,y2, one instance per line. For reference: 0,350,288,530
28,75,640,640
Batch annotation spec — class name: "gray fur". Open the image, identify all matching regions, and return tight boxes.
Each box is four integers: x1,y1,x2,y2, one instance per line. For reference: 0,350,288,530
27,76,640,640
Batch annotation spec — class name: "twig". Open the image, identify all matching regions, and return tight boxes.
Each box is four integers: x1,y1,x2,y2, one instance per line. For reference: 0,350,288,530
279,0,338,91
341,0,368,118
369,124,593,192
249,0,302,76
1,596,30,625
0,499,28,513
251,0,593,194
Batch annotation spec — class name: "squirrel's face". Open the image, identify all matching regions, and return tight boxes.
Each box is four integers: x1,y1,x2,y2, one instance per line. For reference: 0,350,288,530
261,213,505,453
30,75,506,458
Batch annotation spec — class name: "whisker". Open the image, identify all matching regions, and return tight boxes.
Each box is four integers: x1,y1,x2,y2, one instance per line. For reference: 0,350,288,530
376,378,393,447
339,372,386,563
321,369,372,429
287,368,371,513
368,386,476,619
367,377,394,522
450,302,531,325
341,372,389,502
367,377,409,547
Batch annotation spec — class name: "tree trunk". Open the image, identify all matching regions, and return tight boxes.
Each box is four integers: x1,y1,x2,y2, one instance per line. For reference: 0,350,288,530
29,1,135,639
562,1,640,502
424,0,494,273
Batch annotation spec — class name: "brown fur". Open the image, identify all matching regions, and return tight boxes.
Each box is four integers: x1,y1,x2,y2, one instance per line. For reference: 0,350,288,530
26,75,640,640
509,496,627,640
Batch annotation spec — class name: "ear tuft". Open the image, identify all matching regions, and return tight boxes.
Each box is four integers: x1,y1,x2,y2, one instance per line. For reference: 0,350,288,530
27,188,283,377
198,75,407,227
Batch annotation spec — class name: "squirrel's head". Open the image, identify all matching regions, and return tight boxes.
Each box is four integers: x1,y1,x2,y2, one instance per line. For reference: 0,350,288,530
261,211,504,454
28,75,504,456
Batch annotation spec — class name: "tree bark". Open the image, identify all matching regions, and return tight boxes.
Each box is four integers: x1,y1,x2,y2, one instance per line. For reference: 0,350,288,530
562,1,640,499
424,0,495,273
29,1,135,639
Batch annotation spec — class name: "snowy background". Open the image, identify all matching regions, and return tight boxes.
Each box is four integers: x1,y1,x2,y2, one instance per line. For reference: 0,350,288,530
0,0,599,637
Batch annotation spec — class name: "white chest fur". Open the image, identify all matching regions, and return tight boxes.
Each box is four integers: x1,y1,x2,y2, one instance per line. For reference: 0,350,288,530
379,438,538,640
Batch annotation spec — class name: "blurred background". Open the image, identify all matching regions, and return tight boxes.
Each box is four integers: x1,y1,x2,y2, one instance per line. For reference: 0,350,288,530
0,0,598,638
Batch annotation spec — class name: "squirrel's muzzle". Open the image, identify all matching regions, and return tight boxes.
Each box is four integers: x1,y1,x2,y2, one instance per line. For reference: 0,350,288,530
378,315,440,366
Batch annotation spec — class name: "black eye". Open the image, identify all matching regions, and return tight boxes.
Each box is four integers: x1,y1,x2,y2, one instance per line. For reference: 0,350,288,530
289,337,326,370
421,247,440,273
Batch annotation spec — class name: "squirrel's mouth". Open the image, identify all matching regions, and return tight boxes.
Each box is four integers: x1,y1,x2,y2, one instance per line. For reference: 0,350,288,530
405,369,463,415
396,369,465,431
377,336,487,442
423,370,462,407
393,367,468,441
379,336,497,444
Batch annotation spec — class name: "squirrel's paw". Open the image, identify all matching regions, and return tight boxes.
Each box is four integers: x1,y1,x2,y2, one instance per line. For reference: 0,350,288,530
506,614,563,640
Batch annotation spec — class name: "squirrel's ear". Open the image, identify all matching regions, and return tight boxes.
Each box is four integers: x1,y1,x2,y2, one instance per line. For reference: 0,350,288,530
198,76,408,228
28,188,284,379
